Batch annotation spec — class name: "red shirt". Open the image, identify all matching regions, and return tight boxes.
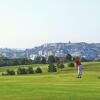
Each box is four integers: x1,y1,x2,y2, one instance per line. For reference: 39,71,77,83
75,59,81,67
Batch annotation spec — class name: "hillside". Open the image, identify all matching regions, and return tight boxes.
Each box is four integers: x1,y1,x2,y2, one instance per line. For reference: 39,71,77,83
0,42,100,60
26,42,100,60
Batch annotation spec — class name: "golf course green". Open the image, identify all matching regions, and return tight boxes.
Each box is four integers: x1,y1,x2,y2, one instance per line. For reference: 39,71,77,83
0,62,100,100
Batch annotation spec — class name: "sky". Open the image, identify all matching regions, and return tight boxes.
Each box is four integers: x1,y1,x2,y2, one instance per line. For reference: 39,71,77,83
0,0,100,48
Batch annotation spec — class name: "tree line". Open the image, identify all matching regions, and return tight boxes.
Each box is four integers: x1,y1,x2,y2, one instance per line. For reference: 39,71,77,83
0,53,87,67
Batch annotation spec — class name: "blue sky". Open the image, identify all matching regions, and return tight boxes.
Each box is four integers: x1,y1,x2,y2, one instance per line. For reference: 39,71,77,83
0,0,100,48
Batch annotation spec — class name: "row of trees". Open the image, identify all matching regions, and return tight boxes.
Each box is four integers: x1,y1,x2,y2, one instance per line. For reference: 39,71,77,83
0,54,73,67
2,62,75,75
0,58,33,66
33,54,73,64
2,54,75,75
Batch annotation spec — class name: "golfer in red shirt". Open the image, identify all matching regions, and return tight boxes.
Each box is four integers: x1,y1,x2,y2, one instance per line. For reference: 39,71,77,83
75,57,82,78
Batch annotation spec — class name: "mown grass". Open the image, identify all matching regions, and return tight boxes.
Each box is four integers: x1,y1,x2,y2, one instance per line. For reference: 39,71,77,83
0,62,100,100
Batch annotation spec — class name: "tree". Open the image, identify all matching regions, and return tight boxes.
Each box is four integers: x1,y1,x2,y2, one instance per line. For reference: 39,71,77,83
56,57,60,68
2,69,15,75
48,64,57,72
0,54,7,66
27,66,34,74
35,67,42,73
48,55,57,72
56,58,64,69
17,67,28,75
34,56,42,64
55,57,60,63
48,55,55,64
41,57,46,64
59,63,64,69
65,54,72,61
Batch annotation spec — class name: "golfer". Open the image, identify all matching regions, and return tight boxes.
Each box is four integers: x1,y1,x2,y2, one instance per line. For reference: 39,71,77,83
75,57,82,78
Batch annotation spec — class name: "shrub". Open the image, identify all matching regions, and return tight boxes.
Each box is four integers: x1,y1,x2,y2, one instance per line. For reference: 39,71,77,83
48,64,57,72
68,62,75,67
27,66,34,74
2,69,15,75
59,63,65,69
56,62,60,68
35,67,42,73
98,76,100,79
17,67,27,75
2,71,8,76
57,63,64,69
9,70,15,75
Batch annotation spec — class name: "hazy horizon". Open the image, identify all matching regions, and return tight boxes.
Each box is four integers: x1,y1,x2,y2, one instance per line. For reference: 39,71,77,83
0,0,100,48
0,42,100,49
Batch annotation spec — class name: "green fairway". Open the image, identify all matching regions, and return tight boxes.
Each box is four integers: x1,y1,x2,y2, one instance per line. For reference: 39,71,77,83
0,62,100,100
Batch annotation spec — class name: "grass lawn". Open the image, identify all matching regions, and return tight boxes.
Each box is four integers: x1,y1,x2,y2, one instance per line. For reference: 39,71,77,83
0,62,100,100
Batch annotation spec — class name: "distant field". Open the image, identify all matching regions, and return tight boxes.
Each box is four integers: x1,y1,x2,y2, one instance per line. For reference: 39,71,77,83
0,62,100,100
